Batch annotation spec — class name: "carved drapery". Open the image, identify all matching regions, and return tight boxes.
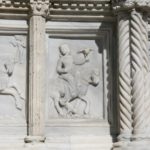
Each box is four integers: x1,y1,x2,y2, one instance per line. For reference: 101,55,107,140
113,0,150,149
24,0,49,143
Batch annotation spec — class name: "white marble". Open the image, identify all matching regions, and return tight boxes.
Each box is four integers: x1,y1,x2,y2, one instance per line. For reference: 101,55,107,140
0,0,149,150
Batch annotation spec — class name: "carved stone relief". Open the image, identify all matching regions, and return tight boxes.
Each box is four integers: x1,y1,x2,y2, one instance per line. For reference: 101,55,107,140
46,39,104,119
0,35,26,121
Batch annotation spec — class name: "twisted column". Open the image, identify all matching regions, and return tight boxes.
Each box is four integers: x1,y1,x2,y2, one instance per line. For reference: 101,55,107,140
130,9,150,140
118,12,132,141
113,1,150,149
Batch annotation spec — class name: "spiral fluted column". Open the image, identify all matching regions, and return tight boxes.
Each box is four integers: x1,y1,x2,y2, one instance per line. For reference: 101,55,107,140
113,1,150,149
118,13,132,141
130,10,150,140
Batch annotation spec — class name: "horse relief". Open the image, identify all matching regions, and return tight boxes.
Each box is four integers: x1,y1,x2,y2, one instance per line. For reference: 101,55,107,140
49,44,100,118
0,36,26,111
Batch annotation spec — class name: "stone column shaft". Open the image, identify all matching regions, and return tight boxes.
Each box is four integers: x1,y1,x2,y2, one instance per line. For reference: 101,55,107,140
28,15,45,136
25,0,49,143
130,9,150,140
118,12,132,141
113,1,150,149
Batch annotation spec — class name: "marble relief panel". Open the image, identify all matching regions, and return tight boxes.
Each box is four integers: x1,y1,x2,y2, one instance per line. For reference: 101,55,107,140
46,38,106,120
0,35,26,124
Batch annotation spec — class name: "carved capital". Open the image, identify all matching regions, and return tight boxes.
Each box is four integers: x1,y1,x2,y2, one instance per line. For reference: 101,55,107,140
29,0,49,18
112,0,150,12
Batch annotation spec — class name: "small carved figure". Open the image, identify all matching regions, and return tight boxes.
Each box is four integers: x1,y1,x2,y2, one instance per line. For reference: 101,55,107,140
0,36,26,111
57,44,78,98
11,35,26,64
77,48,93,58
0,55,23,110
49,44,100,118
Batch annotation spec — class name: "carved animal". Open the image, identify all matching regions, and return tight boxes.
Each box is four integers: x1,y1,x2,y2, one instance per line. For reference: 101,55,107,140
0,55,24,110
49,44,100,117
77,48,93,58
0,39,25,111
49,68,100,117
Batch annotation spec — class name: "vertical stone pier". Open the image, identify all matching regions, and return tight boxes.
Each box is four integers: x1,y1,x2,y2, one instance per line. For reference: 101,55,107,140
113,1,150,150
24,0,49,143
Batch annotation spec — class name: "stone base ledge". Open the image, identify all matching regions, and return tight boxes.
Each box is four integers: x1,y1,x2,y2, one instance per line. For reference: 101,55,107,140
113,140,150,150
0,135,113,150
24,136,46,143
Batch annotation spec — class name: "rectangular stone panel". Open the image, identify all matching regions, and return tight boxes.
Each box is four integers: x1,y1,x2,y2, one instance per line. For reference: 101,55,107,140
44,23,112,143
0,35,27,136
46,38,104,120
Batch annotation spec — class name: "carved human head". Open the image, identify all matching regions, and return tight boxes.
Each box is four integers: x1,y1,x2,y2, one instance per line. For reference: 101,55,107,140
59,44,71,56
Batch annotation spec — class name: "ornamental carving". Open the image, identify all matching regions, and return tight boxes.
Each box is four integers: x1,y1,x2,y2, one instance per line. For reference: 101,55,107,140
0,36,26,111
112,0,150,11
48,44,100,118
30,0,50,17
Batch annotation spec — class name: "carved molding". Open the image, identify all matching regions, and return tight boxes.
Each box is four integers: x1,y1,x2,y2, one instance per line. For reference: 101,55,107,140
49,0,113,21
0,0,28,7
50,0,110,11
0,0,114,21
113,0,150,11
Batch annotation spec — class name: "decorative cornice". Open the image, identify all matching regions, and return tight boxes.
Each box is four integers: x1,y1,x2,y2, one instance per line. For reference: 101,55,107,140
0,0,28,10
112,0,150,12
49,0,114,21
30,0,50,17
50,0,110,11
0,0,115,21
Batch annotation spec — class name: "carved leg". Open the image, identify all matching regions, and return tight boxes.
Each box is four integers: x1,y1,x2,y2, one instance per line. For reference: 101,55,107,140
79,97,90,115
11,84,25,100
51,93,64,116
1,87,22,110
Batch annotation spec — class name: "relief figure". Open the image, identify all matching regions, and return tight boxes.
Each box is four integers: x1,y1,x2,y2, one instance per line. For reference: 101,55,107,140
0,36,26,111
49,44,100,118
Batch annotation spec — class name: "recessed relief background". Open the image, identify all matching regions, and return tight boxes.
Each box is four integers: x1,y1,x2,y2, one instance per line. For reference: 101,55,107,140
0,35,26,123
46,38,105,120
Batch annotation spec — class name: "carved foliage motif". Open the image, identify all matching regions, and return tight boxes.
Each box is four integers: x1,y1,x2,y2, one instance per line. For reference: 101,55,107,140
49,44,100,118
30,0,50,17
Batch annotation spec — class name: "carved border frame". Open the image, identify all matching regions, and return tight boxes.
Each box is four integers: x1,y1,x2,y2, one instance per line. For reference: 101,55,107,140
45,22,113,130
0,20,28,142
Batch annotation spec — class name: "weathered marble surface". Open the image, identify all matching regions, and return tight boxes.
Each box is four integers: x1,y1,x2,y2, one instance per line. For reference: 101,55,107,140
47,40,102,119
1,0,150,150
0,35,27,136
0,19,113,150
